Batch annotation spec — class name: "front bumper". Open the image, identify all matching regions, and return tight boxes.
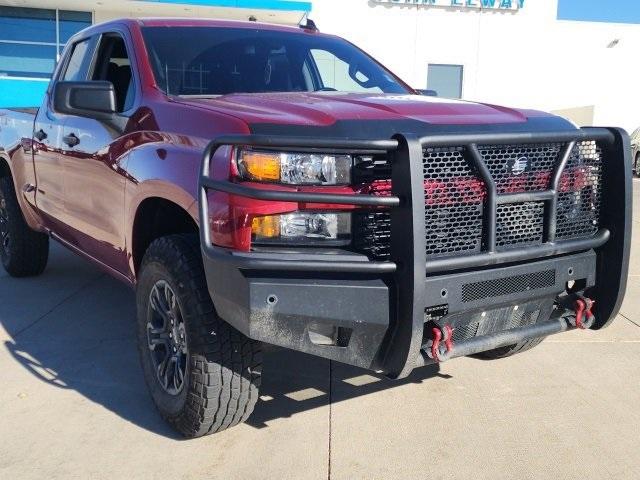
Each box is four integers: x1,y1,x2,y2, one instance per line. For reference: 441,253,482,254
199,129,632,378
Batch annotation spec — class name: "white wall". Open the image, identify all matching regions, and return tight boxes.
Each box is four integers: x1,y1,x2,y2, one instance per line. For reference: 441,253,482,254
311,0,640,131
61,0,640,131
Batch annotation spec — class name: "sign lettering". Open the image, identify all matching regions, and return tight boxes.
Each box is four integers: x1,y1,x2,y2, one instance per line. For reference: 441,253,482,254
372,0,525,10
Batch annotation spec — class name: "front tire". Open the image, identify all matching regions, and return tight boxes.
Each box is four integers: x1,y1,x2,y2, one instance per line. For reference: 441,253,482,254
136,234,262,438
0,177,49,277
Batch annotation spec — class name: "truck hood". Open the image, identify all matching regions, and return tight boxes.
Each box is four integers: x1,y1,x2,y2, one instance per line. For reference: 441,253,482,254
177,92,573,136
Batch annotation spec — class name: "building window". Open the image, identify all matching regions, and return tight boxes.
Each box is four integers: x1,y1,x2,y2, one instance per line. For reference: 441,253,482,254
0,7,91,79
427,64,464,99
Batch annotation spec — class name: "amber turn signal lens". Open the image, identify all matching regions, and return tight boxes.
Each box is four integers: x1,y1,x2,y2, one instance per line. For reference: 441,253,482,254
251,212,351,246
251,215,281,239
238,151,281,182
236,148,352,185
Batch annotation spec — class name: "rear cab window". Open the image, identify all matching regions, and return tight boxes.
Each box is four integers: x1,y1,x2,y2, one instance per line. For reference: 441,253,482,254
90,34,135,112
58,31,136,114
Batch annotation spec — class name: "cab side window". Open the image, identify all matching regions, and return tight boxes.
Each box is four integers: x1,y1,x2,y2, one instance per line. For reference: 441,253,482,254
62,38,93,81
308,49,383,94
91,34,134,112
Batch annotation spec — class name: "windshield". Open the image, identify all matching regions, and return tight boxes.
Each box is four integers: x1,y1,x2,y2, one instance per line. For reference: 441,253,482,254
141,26,410,96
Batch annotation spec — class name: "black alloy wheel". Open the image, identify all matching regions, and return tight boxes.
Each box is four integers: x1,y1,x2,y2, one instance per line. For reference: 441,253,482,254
146,280,189,395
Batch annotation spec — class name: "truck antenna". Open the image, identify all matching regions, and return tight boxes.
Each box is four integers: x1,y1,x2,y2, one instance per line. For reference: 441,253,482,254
299,18,318,31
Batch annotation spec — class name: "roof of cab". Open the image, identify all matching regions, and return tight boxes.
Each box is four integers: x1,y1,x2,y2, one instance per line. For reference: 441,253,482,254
87,17,316,34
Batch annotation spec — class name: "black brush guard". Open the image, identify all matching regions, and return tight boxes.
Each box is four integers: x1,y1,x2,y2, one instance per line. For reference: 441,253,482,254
198,128,632,379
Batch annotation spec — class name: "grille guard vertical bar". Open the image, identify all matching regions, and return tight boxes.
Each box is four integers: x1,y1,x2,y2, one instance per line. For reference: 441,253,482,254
382,134,427,379
546,141,576,242
587,127,633,330
468,143,497,252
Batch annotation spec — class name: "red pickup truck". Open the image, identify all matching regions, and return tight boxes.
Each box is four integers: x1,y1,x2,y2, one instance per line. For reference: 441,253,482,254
0,18,632,438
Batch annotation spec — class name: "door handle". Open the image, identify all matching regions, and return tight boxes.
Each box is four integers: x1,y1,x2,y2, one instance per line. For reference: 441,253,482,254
63,133,80,148
34,128,47,141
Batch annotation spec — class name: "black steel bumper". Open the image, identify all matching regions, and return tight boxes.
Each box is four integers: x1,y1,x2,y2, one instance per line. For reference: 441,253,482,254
198,128,632,378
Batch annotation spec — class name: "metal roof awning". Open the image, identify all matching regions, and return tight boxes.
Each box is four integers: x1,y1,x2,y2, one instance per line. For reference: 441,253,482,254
139,0,312,24
2,0,313,25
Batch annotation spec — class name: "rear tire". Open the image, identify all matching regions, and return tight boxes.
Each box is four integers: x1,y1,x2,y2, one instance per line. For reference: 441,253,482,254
0,177,49,277
635,153,640,177
136,234,262,438
474,337,545,360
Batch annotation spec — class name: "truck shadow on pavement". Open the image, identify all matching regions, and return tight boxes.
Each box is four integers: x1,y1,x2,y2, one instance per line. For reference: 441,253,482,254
2,244,447,439
247,349,446,429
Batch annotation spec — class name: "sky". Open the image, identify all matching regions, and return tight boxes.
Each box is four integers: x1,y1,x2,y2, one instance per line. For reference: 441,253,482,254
557,0,640,24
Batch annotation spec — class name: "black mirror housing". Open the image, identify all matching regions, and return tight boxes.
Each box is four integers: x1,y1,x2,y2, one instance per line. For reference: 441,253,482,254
53,81,117,119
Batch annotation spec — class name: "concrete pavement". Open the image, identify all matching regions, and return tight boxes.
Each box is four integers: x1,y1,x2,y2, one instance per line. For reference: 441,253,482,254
1,179,639,480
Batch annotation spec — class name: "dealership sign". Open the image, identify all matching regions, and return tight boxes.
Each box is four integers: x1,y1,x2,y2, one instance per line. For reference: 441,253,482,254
372,0,525,10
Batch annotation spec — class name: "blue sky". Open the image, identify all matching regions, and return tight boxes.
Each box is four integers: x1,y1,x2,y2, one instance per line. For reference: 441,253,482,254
558,0,640,24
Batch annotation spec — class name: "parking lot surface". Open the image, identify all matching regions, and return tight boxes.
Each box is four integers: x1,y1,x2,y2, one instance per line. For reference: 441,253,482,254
1,179,639,480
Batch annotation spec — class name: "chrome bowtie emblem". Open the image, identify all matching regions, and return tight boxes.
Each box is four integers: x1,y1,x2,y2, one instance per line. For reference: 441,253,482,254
509,156,530,175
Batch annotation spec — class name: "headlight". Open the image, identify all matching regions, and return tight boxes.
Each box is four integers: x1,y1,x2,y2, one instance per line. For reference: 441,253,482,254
236,149,352,185
252,212,351,245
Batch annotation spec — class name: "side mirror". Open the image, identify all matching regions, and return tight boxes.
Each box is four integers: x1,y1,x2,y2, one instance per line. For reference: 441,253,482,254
53,81,117,120
416,89,438,97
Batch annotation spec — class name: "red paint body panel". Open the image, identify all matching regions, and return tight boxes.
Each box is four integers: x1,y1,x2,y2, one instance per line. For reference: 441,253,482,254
180,93,530,127
0,17,565,285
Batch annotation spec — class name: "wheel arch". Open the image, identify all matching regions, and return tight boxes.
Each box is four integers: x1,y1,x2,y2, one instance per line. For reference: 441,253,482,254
130,196,199,277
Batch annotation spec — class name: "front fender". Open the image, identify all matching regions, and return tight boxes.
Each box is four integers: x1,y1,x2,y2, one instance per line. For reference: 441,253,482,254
125,139,206,223
123,136,236,278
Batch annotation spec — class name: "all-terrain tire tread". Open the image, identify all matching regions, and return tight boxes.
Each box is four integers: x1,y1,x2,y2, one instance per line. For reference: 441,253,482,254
138,234,261,438
0,177,48,277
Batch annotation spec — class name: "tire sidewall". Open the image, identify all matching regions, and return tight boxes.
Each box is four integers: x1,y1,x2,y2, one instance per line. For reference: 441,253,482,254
136,259,190,418
0,178,15,269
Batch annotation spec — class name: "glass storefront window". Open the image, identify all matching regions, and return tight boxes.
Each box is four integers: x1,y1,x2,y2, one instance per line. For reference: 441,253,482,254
59,10,92,44
0,6,91,79
0,43,57,78
0,7,56,44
